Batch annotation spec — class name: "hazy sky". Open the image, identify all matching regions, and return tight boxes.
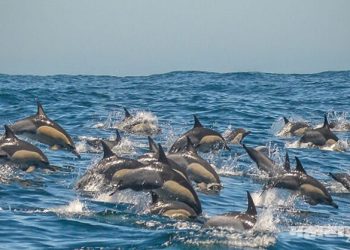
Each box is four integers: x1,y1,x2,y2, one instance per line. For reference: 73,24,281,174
1,0,349,76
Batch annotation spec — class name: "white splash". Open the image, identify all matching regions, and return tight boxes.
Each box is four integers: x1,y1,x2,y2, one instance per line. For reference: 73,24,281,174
94,190,151,212
286,139,348,152
289,225,350,239
251,190,296,208
46,199,91,216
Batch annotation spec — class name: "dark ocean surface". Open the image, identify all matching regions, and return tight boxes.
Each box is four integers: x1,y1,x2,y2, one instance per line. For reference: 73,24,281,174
0,71,350,249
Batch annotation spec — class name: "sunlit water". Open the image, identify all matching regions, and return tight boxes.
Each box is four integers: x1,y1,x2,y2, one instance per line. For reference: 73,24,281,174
0,71,350,249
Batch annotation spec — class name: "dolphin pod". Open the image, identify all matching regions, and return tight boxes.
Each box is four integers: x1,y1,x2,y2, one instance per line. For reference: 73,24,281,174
169,115,230,153
1,102,346,230
10,101,80,158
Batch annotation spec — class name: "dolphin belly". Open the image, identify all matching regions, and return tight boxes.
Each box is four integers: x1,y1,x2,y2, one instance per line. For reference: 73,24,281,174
197,135,224,152
37,125,71,148
187,162,218,184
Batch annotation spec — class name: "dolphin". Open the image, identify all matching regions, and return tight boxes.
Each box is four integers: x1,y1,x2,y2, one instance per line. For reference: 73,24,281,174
149,191,198,219
117,107,161,135
299,115,339,147
169,115,230,153
204,191,257,230
113,143,202,215
243,144,283,177
76,140,144,192
86,129,122,150
329,173,350,191
267,157,338,208
278,117,310,137
10,101,80,158
168,137,221,192
225,128,251,144
0,125,49,171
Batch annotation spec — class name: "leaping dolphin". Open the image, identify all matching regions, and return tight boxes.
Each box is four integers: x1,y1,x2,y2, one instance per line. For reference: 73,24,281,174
169,115,229,153
299,115,339,147
243,144,283,177
267,157,338,208
86,129,122,151
277,117,310,137
204,191,257,230
10,101,80,158
225,128,251,144
117,107,161,135
168,137,221,192
0,125,49,171
149,191,198,220
76,140,144,192
329,173,350,191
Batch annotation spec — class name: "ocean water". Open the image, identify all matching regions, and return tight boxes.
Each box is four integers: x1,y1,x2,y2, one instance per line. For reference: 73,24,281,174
0,71,350,249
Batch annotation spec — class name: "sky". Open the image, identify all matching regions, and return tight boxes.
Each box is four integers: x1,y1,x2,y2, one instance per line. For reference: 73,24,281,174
0,0,349,76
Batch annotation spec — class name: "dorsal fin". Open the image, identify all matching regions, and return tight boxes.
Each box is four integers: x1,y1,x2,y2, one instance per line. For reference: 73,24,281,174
295,157,307,174
284,151,291,172
323,114,329,129
115,129,121,142
193,115,203,128
283,117,289,124
148,136,159,153
124,107,132,119
36,100,47,117
157,143,168,164
246,191,257,216
186,136,197,154
4,125,16,139
101,140,115,158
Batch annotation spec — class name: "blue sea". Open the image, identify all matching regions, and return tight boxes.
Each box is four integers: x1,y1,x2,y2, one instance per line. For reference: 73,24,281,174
0,71,350,249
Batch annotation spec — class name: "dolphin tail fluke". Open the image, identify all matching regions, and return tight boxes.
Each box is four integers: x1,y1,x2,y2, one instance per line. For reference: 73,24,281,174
4,125,16,139
157,143,168,164
284,151,291,172
148,136,159,154
283,117,289,124
246,191,257,216
193,115,203,128
101,140,115,158
295,157,307,174
123,107,132,119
